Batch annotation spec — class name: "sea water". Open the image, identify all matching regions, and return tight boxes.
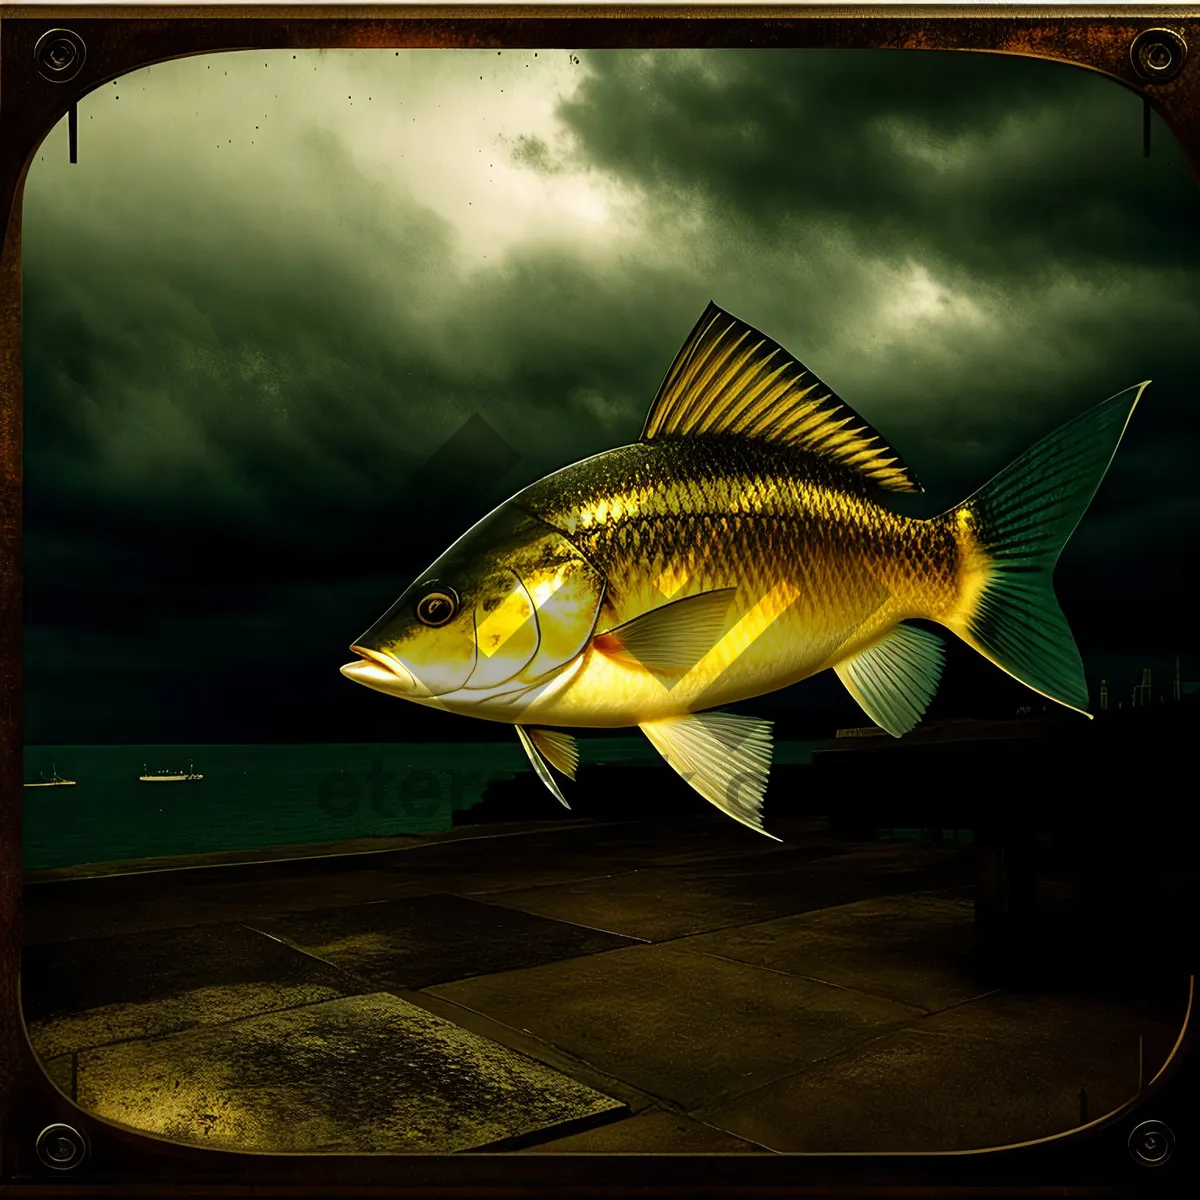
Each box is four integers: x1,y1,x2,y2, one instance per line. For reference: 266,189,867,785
22,741,818,870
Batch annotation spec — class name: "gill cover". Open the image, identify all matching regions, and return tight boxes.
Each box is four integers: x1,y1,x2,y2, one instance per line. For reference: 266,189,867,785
353,501,606,701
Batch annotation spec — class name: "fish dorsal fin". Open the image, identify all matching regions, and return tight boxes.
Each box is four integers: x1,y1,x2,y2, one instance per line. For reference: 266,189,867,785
641,302,922,495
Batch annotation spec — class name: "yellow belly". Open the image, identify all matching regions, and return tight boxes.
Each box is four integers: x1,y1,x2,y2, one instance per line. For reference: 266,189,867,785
517,583,908,727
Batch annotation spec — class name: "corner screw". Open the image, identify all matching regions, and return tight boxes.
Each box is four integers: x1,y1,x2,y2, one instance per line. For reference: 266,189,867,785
35,1123,89,1171
34,29,87,83
1130,29,1188,85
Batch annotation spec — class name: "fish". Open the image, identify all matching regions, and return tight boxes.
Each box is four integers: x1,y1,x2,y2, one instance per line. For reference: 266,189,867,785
342,301,1146,839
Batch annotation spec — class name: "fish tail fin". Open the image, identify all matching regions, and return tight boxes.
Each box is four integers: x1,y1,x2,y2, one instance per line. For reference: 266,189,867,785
940,382,1148,716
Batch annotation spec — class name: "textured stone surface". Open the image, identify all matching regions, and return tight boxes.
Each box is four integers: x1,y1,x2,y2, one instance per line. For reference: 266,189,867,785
428,943,922,1109
22,868,417,946
21,818,1187,1155
250,893,640,990
678,893,986,1013
483,843,968,941
21,817,808,943
75,992,624,1153
22,922,364,1057
695,987,1188,1152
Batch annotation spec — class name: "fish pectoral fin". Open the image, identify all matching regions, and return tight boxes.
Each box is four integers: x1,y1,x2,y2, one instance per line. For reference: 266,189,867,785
834,624,945,738
528,728,579,781
640,712,781,841
640,302,922,494
591,588,737,676
516,725,572,809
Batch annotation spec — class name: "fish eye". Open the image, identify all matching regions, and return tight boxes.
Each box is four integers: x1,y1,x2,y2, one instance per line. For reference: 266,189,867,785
415,585,458,628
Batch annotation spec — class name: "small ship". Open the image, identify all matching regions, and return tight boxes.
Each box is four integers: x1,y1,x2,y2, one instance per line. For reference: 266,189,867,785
139,761,203,783
24,764,76,788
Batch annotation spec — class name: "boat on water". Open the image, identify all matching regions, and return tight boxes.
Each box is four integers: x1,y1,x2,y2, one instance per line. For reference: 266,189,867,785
139,761,203,782
24,763,76,788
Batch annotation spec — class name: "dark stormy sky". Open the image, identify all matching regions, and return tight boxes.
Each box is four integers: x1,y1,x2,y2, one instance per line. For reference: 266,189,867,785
22,48,1200,745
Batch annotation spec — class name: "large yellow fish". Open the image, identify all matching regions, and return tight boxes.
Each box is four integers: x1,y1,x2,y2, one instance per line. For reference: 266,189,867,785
342,303,1145,839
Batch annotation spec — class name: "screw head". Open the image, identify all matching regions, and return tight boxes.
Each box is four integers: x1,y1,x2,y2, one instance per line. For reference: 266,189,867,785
34,28,87,83
1130,29,1188,85
35,1123,88,1171
1128,1119,1175,1167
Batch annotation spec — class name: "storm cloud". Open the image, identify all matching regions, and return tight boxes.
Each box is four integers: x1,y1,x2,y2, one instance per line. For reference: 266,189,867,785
21,47,1200,743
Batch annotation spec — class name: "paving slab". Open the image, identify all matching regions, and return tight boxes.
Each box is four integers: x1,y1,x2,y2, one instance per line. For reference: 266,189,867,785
18,818,859,946
678,893,985,1013
250,893,641,990
22,922,364,1058
427,943,922,1110
75,991,625,1152
612,815,831,870
516,1108,768,1153
421,817,825,891
378,829,653,897
21,867,424,946
483,843,970,941
20,818,796,945
695,985,1190,1152
19,822,647,946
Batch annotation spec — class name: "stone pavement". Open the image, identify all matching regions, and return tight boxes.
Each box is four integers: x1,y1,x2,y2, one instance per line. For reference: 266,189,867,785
21,815,1189,1154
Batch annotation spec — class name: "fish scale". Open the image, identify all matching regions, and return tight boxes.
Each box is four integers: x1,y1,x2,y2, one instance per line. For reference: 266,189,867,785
501,436,945,726
521,437,932,628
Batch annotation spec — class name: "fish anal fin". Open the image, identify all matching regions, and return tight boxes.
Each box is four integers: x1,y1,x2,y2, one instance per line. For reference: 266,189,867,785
516,725,571,809
641,302,922,495
528,728,579,781
834,624,945,738
592,588,737,678
639,711,781,841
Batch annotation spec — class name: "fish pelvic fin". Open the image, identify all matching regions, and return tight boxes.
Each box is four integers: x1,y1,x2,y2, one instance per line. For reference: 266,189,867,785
528,728,579,781
835,625,945,738
941,382,1148,716
639,711,782,841
516,725,572,809
641,302,922,494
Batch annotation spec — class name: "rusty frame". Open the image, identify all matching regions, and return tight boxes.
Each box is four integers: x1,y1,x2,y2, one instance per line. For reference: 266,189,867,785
1,5,1197,1194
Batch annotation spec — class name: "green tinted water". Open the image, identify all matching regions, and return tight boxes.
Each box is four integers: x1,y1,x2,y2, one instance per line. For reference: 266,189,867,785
23,740,818,869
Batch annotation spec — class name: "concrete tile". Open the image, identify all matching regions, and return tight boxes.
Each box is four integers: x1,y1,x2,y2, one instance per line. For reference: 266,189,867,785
75,992,624,1153
483,843,969,941
23,923,363,1058
479,869,784,941
378,825,655,895
250,893,640,990
517,1108,767,1153
18,820,892,945
603,815,832,870
423,817,818,889
678,893,985,1013
427,943,922,1110
28,981,359,1063
695,986,1190,1152
21,868,422,945
22,818,780,944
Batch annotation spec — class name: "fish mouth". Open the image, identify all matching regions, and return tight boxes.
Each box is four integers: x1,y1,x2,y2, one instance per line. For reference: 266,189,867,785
341,646,429,698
